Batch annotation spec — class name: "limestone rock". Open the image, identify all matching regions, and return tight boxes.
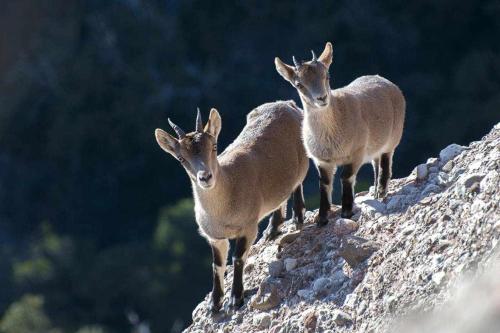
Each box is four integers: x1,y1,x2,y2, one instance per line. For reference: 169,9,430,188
284,258,298,271
339,236,380,268
332,310,352,326
439,143,465,164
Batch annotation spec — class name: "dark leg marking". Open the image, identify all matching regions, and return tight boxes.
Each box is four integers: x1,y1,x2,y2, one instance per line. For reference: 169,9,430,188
316,165,333,226
231,237,247,308
264,207,284,241
211,244,224,313
341,164,356,218
292,184,306,228
378,152,392,199
372,158,380,195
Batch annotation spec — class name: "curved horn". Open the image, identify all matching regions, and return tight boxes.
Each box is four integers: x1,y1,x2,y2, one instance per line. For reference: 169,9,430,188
311,50,317,62
292,56,300,68
168,118,186,139
196,107,203,132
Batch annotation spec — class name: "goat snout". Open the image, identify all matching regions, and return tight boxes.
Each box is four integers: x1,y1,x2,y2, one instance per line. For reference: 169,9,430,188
197,171,213,183
317,95,327,102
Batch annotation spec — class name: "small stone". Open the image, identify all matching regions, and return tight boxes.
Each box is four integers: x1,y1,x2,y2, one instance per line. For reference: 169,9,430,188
439,143,465,164
332,310,352,326
351,263,368,287
432,271,446,286
278,230,301,247
343,293,358,308
442,160,454,172
313,277,331,293
402,225,416,235
339,236,380,268
250,282,282,310
463,174,485,193
426,157,439,166
268,260,283,278
284,258,298,271
333,218,359,236
303,310,318,333
383,295,397,311
253,313,272,329
416,163,428,180
357,300,367,315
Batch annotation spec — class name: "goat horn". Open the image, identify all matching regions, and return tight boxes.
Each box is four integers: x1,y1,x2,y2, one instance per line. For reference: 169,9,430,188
311,50,317,62
196,107,203,132
168,118,186,139
292,56,300,68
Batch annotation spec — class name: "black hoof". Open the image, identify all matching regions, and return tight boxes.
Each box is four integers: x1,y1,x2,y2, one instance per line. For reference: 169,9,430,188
230,295,244,309
210,303,222,314
341,210,354,218
376,189,387,200
314,214,329,227
293,218,304,230
264,227,282,242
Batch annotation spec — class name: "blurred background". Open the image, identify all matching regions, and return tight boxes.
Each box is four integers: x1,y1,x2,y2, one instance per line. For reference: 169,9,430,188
0,0,499,332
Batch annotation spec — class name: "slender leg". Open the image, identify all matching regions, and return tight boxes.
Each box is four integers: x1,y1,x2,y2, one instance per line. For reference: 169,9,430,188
230,230,257,309
209,239,229,313
264,204,285,241
292,184,306,228
314,163,336,226
341,162,362,218
372,158,380,196
377,152,393,199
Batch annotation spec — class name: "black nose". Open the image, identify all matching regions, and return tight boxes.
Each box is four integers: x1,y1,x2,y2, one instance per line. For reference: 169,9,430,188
198,173,212,182
317,95,327,102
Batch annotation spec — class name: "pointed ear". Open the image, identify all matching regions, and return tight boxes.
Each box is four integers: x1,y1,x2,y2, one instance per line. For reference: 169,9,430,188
204,108,222,140
275,57,295,83
318,42,333,68
155,128,179,158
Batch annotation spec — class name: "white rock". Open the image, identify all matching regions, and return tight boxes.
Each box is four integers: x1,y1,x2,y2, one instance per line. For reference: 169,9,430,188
426,157,439,166
442,160,454,172
416,163,428,180
284,258,298,271
261,245,279,263
469,160,482,170
432,271,446,285
252,312,272,329
358,300,367,315
343,293,358,308
439,144,465,164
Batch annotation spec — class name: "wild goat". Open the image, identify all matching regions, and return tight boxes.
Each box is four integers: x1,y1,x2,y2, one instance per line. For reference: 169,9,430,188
275,42,405,225
154,102,308,311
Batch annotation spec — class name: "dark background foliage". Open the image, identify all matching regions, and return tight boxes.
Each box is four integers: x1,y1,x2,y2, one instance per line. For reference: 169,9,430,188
0,0,498,332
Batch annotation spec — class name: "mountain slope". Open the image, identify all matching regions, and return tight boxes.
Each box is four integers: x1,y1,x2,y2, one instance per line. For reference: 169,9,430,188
185,123,500,333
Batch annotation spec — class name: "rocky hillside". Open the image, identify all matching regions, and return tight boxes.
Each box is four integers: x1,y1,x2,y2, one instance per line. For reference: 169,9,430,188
185,124,500,333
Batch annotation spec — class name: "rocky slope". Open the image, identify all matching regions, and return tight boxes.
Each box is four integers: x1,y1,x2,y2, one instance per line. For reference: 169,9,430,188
185,123,500,333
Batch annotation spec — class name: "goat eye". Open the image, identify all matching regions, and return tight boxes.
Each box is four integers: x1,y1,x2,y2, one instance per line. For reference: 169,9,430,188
295,82,303,89
178,156,185,163
213,144,217,151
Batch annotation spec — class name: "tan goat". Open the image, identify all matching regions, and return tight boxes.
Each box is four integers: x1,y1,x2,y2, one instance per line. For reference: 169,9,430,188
154,102,308,312
275,42,405,225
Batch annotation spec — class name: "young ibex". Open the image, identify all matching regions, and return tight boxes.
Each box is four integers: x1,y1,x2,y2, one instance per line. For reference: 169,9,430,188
154,102,308,312
275,42,405,225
